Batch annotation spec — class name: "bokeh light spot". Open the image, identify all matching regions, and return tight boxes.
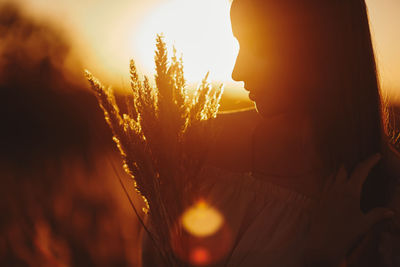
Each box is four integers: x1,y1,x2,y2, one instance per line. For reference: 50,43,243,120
182,200,223,237
190,247,211,266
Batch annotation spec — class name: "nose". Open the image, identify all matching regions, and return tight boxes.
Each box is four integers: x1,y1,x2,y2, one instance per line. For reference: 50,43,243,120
231,49,244,83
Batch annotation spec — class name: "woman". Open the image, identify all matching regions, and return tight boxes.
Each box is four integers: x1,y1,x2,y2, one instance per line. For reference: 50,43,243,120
142,0,400,266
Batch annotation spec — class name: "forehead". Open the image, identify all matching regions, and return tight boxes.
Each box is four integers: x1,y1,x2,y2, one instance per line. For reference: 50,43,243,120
230,1,287,39
230,0,317,38
230,0,264,37
231,0,266,24
230,0,290,19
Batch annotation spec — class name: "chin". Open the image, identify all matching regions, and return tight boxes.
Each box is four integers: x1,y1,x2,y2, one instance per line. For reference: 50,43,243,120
254,100,286,118
254,101,270,117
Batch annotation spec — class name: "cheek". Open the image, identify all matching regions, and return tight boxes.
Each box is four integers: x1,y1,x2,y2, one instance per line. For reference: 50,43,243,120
235,46,312,101
234,48,271,82
253,53,294,88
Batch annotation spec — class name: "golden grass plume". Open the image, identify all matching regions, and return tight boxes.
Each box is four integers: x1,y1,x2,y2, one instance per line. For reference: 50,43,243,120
85,34,223,266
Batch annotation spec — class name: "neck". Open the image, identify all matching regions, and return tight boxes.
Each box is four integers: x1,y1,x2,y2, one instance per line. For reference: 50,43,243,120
253,113,324,195
256,110,313,141
251,110,326,195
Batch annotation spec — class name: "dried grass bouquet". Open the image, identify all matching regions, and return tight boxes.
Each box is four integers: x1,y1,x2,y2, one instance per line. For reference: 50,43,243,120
85,34,223,266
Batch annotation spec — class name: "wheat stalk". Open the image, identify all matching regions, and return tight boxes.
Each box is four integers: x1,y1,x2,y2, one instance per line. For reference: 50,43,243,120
85,34,223,266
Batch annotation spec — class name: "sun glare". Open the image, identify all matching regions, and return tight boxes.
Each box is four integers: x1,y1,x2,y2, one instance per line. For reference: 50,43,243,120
133,0,238,83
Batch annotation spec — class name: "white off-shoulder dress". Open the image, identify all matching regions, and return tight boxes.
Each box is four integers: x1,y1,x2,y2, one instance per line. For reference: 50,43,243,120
142,164,318,267
199,165,317,267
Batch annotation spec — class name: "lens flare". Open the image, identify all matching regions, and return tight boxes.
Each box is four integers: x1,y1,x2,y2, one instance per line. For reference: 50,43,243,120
170,200,232,266
190,246,211,266
182,200,223,237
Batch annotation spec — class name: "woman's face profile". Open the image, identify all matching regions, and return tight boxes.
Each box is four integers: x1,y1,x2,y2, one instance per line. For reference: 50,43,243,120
230,0,315,117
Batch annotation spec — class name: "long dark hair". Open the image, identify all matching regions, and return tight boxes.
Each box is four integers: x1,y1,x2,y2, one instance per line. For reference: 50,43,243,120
233,0,396,211
304,0,395,211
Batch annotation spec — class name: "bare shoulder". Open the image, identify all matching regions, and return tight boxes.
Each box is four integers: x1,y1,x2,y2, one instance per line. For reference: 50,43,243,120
206,108,261,172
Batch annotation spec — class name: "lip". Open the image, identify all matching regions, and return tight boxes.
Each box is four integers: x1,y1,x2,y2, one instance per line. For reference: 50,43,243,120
248,92,256,101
